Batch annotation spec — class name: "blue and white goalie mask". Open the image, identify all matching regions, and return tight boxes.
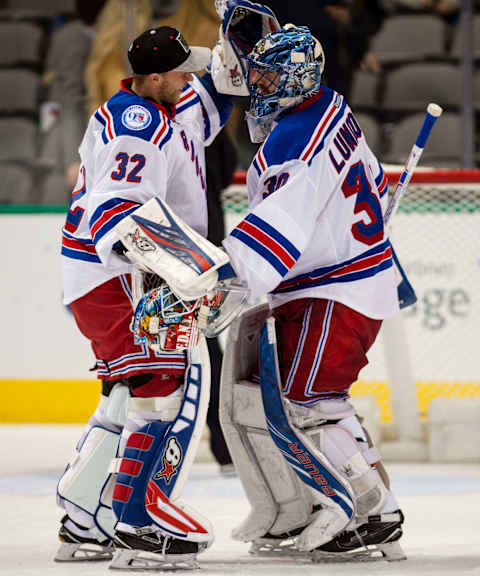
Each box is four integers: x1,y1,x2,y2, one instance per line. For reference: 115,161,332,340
246,25,325,143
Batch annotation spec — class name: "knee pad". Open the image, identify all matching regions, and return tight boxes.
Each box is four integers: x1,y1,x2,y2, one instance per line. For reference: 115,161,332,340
286,401,388,516
220,304,313,542
112,338,213,545
57,383,129,539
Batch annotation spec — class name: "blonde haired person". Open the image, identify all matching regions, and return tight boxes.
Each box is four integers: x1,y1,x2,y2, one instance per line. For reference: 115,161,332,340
85,0,151,114
56,22,234,568
85,0,220,113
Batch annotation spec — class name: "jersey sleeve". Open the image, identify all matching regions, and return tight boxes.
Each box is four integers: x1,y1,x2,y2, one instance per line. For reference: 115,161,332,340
223,160,332,299
87,135,168,269
175,73,233,146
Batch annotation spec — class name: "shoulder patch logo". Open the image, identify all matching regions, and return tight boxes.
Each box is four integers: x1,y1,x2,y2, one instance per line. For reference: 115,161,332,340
122,105,152,131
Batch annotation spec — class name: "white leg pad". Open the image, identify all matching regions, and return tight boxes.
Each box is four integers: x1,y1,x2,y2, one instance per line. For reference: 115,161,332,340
220,305,312,542
287,402,389,519
57,425,120,538
57,384,129,539
310,425,388,517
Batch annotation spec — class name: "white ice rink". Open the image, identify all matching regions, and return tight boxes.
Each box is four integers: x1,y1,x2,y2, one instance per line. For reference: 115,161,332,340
1,425,480,576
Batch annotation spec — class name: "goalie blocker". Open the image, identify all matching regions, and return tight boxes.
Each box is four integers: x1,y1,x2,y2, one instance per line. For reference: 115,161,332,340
114,196,236,301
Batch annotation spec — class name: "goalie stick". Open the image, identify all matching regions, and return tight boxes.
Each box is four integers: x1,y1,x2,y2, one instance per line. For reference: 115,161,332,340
384,103,443,228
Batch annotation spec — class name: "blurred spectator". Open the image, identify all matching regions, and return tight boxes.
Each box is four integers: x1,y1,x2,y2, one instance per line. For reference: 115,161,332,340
261,0,386,98
150,0,181,19
382,0,459,15
86,0,220,113
85,0,151,114
158,0,219,46
39,0,107,204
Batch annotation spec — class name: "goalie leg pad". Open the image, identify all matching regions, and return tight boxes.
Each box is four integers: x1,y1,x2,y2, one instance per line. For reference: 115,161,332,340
57,384,129,542
259,320,356,550
112,338,213,545
304,422,388,517
220,304,313,542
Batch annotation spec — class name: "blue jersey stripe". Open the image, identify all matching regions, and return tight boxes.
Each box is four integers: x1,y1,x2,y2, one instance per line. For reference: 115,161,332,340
252,157,262,177
92,206,138,245
284,240,391,282
274,258,393,293
62,230,94,245
61,246,102,263
316,259,392,286
94,111,109,144
375,166,384,187
307,98,347,166
197,72,233,127
158,125,173,150
176,95,200,115
245,213,301,260
231,228,288,276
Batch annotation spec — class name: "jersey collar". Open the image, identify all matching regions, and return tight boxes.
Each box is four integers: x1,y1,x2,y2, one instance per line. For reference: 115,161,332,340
120,77,177,119
281,89,323,119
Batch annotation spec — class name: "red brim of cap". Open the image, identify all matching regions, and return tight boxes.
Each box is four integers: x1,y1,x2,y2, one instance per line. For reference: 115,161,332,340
172,46,211,72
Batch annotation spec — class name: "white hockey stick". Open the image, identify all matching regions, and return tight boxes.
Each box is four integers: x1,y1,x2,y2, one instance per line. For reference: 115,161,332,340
384,103,443,228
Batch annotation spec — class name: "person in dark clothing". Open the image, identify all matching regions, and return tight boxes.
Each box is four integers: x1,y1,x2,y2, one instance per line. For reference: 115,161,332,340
259,1,386,98
257,0,385,98
204,127,238,471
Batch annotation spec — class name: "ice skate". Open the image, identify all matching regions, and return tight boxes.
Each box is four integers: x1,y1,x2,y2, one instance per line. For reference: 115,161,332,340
110,524,206,571
311,509,406,563
248,525,308,558
54,515,113,562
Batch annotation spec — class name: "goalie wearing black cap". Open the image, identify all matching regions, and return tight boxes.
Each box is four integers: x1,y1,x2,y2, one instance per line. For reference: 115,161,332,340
55,23,234,571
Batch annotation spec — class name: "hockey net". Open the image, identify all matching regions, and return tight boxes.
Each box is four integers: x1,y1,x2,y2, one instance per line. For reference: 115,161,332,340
221,170,480,428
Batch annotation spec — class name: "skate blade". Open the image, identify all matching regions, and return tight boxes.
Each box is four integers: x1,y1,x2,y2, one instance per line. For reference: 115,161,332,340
109,549,199,571
249,539,308,559
54,542,113,562
311,541,407,564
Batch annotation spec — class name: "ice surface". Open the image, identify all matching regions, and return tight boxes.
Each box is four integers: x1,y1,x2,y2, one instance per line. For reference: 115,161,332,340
1,425,479,575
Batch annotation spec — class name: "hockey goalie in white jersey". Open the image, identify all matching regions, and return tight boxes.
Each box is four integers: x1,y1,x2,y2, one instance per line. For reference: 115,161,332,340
55,4,283,572
120,19,409,563
218,22,407,562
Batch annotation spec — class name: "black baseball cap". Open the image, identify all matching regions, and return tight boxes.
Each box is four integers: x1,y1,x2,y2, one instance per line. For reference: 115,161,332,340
128,26,211,75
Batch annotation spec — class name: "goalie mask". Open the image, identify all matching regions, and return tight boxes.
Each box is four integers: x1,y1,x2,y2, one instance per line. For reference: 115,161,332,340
246,25,325,143
132,281,249,352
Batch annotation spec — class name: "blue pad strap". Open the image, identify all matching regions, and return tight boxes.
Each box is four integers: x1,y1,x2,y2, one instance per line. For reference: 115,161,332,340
112,361,209,539
112,420,170,528
259,319,354,519
391,243,417,309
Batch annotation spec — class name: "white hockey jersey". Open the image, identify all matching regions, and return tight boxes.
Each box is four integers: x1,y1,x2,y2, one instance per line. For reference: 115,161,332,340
223,86,399,319
62,75,231,305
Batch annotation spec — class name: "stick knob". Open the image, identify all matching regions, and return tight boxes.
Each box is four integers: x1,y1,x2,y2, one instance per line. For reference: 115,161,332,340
427,103,443,117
